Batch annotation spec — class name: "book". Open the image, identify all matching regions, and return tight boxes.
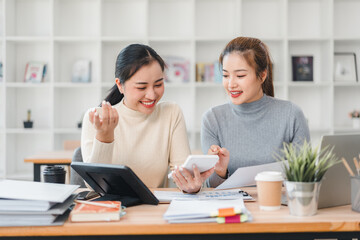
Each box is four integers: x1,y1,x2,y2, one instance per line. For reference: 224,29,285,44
0,180,79,203
164,56,190,83
292,56,313,81
24,61,47,83
70,201,122,222
72,60,91,83
196,61,222,83
163,199,252,224
0,194,77,227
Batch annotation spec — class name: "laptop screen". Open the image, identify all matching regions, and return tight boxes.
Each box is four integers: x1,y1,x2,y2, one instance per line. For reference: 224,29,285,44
318,134,360,208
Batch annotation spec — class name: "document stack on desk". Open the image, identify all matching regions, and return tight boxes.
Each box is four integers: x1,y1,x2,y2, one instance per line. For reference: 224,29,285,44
163,198,252,224
0,180,79,227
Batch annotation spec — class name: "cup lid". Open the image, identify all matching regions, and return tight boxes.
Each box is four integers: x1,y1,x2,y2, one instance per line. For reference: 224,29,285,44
255,171,284,182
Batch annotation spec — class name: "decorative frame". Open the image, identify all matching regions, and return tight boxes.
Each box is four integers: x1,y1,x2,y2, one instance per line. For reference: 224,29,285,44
334,52,358,82
292,56,314,81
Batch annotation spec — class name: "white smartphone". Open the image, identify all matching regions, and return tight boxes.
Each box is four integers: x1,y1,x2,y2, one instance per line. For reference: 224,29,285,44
168,155,219,178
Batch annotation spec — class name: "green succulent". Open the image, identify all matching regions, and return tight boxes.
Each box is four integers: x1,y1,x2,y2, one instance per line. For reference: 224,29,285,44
274,140,340,182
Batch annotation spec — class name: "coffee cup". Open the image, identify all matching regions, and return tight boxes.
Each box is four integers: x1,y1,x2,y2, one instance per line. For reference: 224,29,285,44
255,171,283,211
43,166,66,184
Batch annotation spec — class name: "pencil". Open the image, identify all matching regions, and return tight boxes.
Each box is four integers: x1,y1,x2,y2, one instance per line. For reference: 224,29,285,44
75,200,119,209
354,157,360,175
342,157,355,177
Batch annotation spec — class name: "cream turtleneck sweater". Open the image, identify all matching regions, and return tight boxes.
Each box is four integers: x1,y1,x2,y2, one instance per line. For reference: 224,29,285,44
81,100,191,188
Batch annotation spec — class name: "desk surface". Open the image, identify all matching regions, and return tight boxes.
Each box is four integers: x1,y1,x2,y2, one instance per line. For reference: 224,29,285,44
24,151,73,164
1,188,360,237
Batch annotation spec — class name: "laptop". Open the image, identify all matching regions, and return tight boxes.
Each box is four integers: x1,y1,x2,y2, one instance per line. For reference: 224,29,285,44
317,134,360,208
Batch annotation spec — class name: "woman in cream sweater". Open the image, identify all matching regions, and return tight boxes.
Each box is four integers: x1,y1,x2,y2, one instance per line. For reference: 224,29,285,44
81,44,212,193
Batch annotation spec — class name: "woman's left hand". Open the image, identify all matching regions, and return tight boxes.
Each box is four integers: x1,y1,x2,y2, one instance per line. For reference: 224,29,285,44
172,165,214,193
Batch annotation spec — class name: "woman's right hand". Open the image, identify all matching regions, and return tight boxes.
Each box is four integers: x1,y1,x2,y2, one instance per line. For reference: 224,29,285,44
208,145,230,178
89,100,119,143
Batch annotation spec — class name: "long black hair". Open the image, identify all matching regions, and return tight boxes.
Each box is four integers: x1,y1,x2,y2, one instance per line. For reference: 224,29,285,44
102,44,165,106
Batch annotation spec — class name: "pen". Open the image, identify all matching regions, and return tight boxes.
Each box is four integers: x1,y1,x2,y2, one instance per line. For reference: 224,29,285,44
75,200,119,209
354,157,360,175
342,157,355,177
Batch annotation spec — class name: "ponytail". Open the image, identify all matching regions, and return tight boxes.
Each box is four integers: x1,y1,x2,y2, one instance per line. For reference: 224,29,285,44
220,37,274,97
102,85,124,107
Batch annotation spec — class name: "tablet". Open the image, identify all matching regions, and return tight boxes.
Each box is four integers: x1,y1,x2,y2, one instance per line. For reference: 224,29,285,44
168,155,219,178
71,162,159,207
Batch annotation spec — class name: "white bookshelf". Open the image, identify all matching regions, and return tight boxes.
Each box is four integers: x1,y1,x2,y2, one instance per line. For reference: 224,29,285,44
1,0,360,180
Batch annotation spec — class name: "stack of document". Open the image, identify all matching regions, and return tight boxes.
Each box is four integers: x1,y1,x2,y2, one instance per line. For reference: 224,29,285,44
0,180,79,226
163,198,252,224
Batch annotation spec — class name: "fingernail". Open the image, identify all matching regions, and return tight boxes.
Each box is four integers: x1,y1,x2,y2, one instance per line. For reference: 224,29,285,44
193,164,196,169
95,112,99,117
107,101,111,106
180,167,184,172
92,108,96,112
102,100,106,106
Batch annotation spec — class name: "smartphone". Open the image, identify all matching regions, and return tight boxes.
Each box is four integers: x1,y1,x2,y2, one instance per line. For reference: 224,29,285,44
168,155,219,178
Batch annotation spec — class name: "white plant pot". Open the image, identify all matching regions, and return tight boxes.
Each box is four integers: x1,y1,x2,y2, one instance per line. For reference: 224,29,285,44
353,118,360,129
284,181,322,216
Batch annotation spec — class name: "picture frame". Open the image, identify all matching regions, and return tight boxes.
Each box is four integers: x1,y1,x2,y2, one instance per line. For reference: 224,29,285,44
334,52,358,82
292,56,313,81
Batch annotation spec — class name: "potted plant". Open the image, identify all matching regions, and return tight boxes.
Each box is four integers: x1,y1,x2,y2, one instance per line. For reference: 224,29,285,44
349,110,360,129
275,141,339,216
23,109,33,128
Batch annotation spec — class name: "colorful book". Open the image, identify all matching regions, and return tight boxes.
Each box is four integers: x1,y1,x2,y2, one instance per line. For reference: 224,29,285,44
24,61,47,83
164,56,190,83
70,201,122,222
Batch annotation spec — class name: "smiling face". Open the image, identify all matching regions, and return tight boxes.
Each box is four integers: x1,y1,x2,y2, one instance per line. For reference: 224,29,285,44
222,52,266,105
116,61,164,114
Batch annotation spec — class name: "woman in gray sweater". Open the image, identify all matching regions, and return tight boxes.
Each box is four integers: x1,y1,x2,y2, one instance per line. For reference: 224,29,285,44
201,37,310,187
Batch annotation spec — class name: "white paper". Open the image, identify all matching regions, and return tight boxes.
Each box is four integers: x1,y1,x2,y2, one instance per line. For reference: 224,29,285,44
0,180,79,203
163,199,246,220
215,161,285,190
154,188,254,203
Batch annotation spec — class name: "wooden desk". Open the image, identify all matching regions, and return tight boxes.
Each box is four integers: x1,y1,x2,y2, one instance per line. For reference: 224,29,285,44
1,188,359,240
24,151,73,182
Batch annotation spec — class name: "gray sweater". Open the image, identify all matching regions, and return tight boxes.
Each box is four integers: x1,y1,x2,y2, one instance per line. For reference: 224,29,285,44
201,94,310,187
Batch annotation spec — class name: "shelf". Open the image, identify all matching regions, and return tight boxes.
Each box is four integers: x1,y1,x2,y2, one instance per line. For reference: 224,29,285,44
288,37,331,42
6,82,51,88
54,128,82,134
195,82,222,88
148,37,192,42
54,82,99,88
101,37,146,42
334,82,360,87
6,36,50,42
6,128,51,134
1,0,360,183
195,37,237,42
288,82,331,87
54,37,100,42
165,82,192,88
